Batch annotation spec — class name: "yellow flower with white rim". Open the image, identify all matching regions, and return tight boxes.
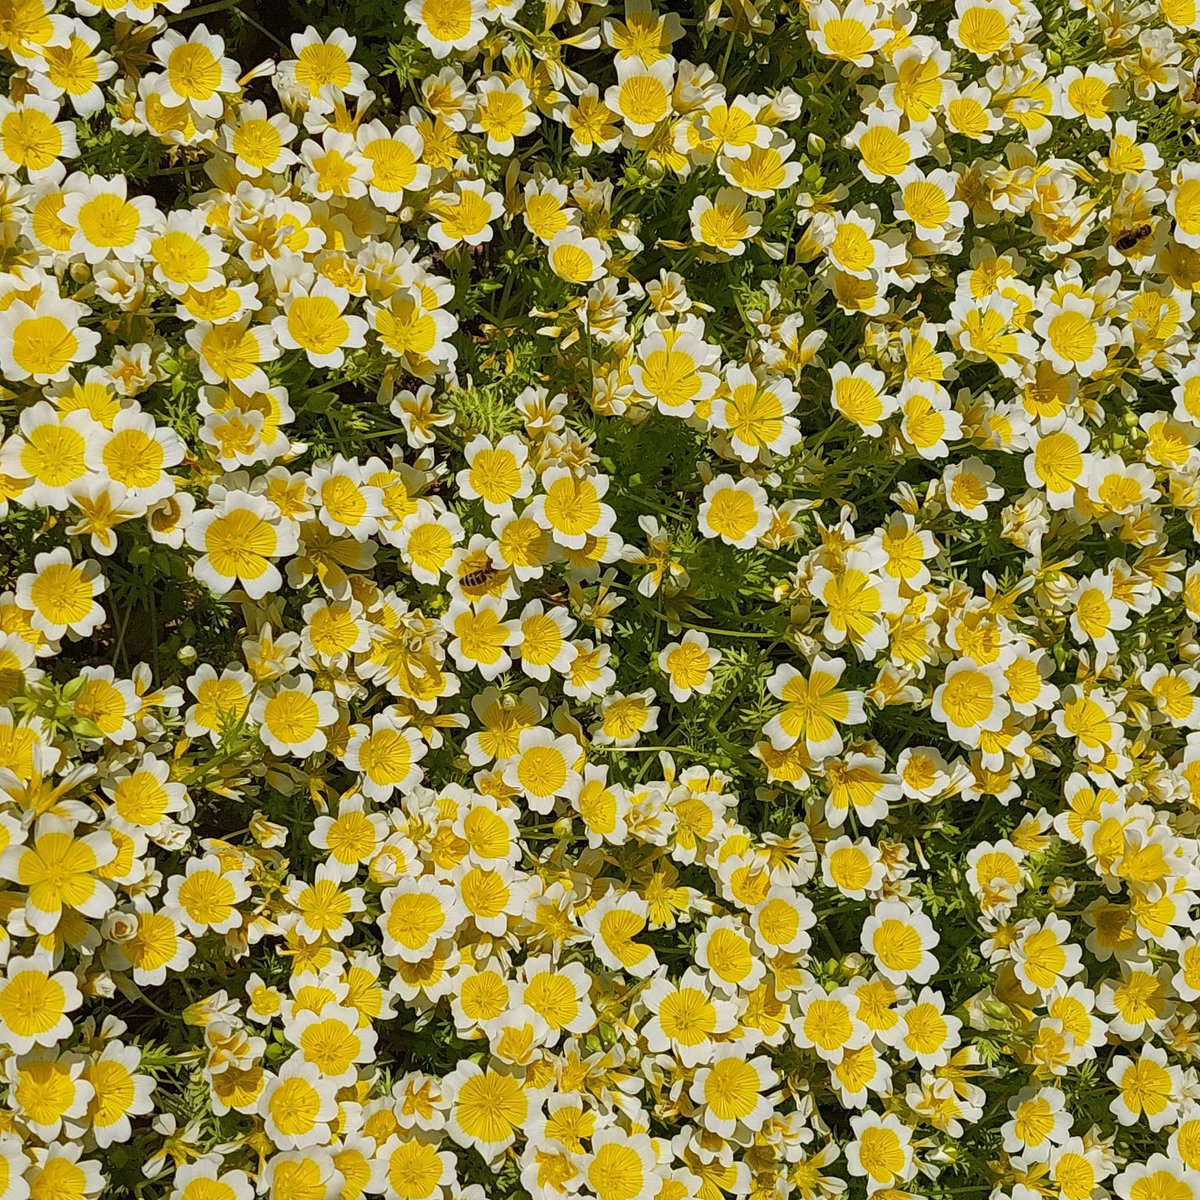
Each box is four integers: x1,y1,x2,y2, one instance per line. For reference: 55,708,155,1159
443,596,519,681
259,1057,338,1151
501,726,581,813
658,629,720,702
444,1059,529,1161
344,713,427,801
16,547,107,640
0,954,83,1053
886,986,961,1070
454,860,528,938
0,294,99,385
1056,64,1121,132
847,109,928,183
288,1003,377,1086
83,1040,156,1149
563,85,622,156
274,278,368,369
149,210,228,297
750,885,815,956
1024,417,1092,511
823,750,901,827
565,764,630,847
518,954,594,1040
897,379,960,458
942,456,1003,520
515,599,576,683
184,663,252,742
1069,571,1131,657
698,474,771,549
456,435,535,517
582,1130,659,1200
875,511,939,589
604,56,674,136
814,207,900,279
404,0,489,59
1107,1046,1180,1130
689,1043,778,1136
695,914,765,994
631,317,722,417
102,748,186,835
171,1160,254,1200
806,0,889,65
1112,1156,1200,1200
1034,295,1116,378
372,1135,456,1200
185,318,280,394
223,100,298,177
581,890,658,977
931,657,1010,747
948,0,1019,57
369,286,459,379
764,654,864,760
822,834,887,898
879,42,951,129
711,365,800,462
1170,162,1200,247
309,456,385,542
522,178,573,243
847,1111,916,1194
149,23,238,118
257,1152,340,1200
471,77,538,156
60,173,158,264
827,362,897,436
86,408,185,506
1142,662,1200,726
893,167,968,240
9,1050,94,1144
187,492,299,599
527,466,617,551
2,403,94,510
310,795,387,881
1087,455,1158,515
427,179,504,251
34,22,116,117
810,548,898,658
640,966,737,1066
700,96,770,160
793,983,867,1061
356,120,430,212
250,673,338,758
279,25,369,99
0,813,116,934
104,901,196,985
689,187,763,256
860,899,940,984
718,131,803,197
1011,914,1083,996
0,93,77,178
946,292,1034,379
593,688,659,748
378,876,464,962
547,227,610,284
163,853,249,936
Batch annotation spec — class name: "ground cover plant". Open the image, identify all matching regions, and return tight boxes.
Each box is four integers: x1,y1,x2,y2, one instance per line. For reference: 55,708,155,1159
0,0,1198,1196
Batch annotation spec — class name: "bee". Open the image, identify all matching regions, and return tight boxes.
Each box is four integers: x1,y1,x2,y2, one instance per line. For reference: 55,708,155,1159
1187,63,1200,105
1114,223,1152,253
459,562,503,590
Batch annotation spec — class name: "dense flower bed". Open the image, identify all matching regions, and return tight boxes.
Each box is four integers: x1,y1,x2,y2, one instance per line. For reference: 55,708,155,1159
0,0,1198,1196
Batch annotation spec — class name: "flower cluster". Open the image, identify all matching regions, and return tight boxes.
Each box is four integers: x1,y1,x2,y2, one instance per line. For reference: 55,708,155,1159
0,0,1200,1197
